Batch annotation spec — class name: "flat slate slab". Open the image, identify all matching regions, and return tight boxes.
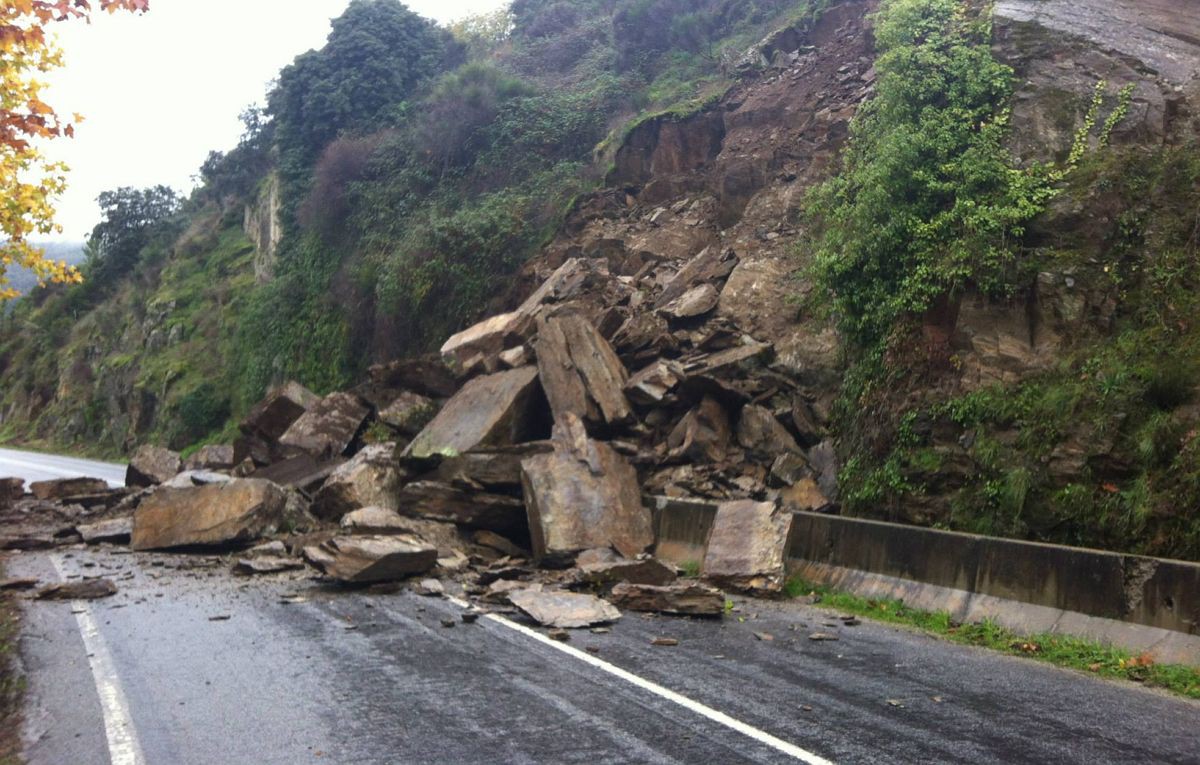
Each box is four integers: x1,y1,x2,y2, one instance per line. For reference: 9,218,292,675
403,366,542,461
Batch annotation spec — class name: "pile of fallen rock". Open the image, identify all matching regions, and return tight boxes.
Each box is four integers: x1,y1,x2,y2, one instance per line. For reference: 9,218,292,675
1,249,831,629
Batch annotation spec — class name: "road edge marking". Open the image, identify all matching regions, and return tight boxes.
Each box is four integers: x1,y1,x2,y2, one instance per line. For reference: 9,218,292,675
446,596,835,765
49,555,145,765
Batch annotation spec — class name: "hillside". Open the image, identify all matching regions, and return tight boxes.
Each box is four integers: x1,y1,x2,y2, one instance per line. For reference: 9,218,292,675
2,0,1199,560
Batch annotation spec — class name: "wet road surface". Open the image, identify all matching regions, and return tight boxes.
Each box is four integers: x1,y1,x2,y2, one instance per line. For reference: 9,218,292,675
9,546,1199,765
0,448,125,488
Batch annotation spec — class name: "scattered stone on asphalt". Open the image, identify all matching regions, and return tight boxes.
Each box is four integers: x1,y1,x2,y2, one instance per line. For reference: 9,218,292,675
209,614,232,622
461,612,480,624
303,535,438,584
576,549,677,587
35,579,118,600
753,632,775,642
809,632,839,642
415,578,445,597
508,589,621,629
608,582,725,616
441,618,457,628
233,556,304,576
651,637,679,647
548,628,570,642
0,577,39,591
76,517,133,545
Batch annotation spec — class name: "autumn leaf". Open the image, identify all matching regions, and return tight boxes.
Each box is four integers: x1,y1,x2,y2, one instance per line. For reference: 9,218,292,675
0,0,145,298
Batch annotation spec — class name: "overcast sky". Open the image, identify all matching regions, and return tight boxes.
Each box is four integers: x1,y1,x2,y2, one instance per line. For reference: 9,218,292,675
41,0,507,241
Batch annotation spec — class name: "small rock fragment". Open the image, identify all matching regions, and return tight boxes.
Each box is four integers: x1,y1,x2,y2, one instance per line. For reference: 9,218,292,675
35,579,118,600
416,578,445,597
808,632,839,642
508,589,621,629
651,637,679,647
548,629,570,642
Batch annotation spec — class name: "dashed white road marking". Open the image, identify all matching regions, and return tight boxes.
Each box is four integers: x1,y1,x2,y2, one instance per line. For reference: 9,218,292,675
49,555,145,765
446,596,835,765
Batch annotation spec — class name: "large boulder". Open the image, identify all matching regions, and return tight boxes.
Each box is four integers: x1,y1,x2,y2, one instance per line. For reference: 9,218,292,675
131,478,288,551
125,445,182,488
534,313,632,429
397,481,527,535
378,391,439,437
239,381,320,442
251,454,345,493
440,311,533,369
520,413,653,564
702,499,793,593
667,396,731,462
30,477,109,500
183,444,236,472
303,535,437,583
311,444,403,522
278,392,371,458
0,478,24,506
736,404,802,459
403,366,543,461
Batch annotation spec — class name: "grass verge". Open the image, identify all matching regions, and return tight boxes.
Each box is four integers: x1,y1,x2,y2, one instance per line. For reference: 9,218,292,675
785,576,1200,700
0,561,24,764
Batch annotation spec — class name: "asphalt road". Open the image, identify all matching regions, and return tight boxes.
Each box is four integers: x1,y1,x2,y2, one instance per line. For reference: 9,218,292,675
9,545,1199,765
0,447,125,488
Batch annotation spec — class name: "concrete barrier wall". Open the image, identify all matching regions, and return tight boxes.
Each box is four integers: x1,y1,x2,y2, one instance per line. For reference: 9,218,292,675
649,496,1200,664
788,513,1199,637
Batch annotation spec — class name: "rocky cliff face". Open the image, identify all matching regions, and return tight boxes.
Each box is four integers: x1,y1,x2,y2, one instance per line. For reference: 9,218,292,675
501,0,1200,558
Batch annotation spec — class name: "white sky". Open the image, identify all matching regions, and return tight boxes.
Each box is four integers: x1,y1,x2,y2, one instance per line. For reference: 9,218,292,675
41,0,507,241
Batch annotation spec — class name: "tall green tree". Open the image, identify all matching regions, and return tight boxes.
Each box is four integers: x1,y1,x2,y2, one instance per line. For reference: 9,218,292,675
267,0,461,208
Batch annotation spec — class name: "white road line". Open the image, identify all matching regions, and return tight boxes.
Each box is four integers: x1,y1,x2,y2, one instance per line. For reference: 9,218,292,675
446,596,835,765
49,555,145,765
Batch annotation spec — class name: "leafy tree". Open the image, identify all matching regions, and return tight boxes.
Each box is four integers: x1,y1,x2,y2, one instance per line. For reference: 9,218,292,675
85,185,180,289
267,0,461,205
0,0,148,300
807,0,1057,345
195,106,273,205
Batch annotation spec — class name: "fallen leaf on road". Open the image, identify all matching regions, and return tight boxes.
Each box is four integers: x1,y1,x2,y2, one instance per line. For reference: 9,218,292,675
808,632,839,642
652,637,679,646
753,632,774,642
886,699,905,708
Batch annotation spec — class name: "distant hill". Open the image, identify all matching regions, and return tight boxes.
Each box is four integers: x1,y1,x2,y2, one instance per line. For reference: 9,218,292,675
5,242,87,298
